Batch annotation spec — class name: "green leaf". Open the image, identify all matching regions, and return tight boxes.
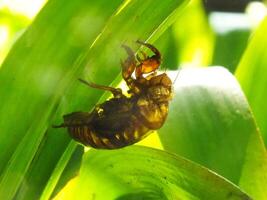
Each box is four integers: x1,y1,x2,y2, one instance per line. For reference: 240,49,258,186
235,17,267,146
212,29,250,73
0,0,189,199
0,8,30,64
173,0,214,66
39,141,82,200
148,0,215,71
0,0,126,198
70,146,251,200
159,67,267,199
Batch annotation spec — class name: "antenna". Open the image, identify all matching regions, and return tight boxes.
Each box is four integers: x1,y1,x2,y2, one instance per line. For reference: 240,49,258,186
173,68,182,84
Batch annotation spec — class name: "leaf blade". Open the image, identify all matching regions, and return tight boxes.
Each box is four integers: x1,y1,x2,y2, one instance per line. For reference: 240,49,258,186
159,67,267,199
69,146,252,200
0,0,190,199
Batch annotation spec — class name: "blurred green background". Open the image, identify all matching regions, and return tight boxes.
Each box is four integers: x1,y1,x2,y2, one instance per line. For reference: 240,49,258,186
1,0,267,199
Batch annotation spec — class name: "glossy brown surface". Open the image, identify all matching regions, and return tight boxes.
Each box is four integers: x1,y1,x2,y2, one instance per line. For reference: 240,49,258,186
54,41,173,149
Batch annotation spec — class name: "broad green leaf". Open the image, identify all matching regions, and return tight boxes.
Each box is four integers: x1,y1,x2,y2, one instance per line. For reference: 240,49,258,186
159,67,267,199
173,0,214,67
39,141,82,200
0,8,30,64
0,1,125,198
209,12,251,72
153,27,179,70
0,0,189,199
154,0,214,70
67,146,251,200
235,17,267,146
212,29,250,73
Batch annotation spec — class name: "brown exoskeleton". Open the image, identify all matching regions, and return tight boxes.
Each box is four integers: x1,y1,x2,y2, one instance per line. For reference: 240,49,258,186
54,41,173,149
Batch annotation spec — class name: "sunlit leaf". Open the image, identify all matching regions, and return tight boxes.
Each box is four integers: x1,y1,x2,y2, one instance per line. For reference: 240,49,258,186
0,0,189,199
154,0,214,69
236,17,267,146
0,8,30,64
174,0,214,67
209,12,251,72
212,29,250,72
159,67,267,200
64,146,252,200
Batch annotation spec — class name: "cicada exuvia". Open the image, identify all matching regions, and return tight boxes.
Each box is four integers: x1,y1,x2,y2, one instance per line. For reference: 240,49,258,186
54,41,173,149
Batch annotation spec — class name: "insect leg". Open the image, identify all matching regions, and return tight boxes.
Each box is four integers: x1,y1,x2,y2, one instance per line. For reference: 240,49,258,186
121,44,136,81
134,40,162,79
53,112,92,129
136,51,147,63
78,78,123,98
121,44,141,94
136,40,161,60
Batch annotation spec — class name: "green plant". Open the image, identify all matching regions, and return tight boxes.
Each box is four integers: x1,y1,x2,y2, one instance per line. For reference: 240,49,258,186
0,0,267,199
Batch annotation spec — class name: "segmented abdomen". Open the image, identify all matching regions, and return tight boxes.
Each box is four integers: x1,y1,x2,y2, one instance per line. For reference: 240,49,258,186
67,121,150,149
62,95,168,149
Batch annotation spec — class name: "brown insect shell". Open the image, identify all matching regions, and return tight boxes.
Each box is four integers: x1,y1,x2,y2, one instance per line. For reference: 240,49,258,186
134,73,173,130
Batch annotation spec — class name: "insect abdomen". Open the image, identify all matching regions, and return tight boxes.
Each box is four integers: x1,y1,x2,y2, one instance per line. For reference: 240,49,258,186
68,124,150,149
62,110,151,149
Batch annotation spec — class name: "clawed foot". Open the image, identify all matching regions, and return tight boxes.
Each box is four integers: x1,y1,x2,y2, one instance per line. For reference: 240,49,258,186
121,40,162,79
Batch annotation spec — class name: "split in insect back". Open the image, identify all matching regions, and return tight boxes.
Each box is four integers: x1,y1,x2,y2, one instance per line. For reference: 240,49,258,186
53,41,173,149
